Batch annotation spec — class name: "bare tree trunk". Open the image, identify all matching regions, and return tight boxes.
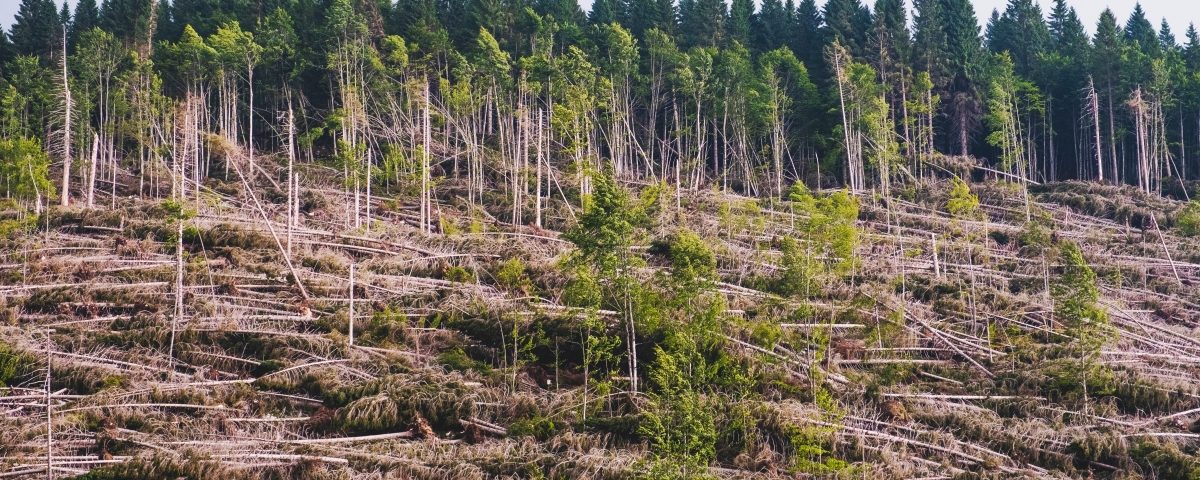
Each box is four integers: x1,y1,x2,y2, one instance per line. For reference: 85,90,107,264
87,134,99,207
1088,77,1104,182
348,263,356,345
286,101,296,257
59,27,73,207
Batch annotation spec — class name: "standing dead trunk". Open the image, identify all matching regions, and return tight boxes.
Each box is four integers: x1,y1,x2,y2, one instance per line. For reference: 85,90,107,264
59,27,73,207
1087,77,1104,182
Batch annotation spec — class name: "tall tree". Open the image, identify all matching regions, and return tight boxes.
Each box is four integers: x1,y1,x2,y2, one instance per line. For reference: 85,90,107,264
822,0,870,57
985,0,1050,75
1185,24,1200,71
791,0,824,76
941,0,983,156
11,0,61,60
1093,8,1124,180
754,0,791,53
726,0,753,47
99,0,156,45
679,0,727,48
912,0,947,88
70,0,100,48
1124,3,1159,58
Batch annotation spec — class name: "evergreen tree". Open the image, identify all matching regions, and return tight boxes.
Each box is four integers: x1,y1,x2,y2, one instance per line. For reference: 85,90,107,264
1185,24,1200,71
940,0,982,82
912,0,947,87
753,0,790,53
1092,8,1123,180
1124,3,1159,58
11,0,61,60
588,0,616,26
679,0,726,48
868,0,902,79
155,0,176,41
70,0,100,48
822,0,870,56
726,0,753,47
985,0,1050,75
1159,19,1178,52
623,0,674,39
791,0,823,74
1048,0,1088,54
0,26,13,67
99,0,156,43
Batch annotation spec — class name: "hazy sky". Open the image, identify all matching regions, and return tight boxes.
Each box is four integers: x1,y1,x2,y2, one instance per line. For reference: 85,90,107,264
1,0,1196,39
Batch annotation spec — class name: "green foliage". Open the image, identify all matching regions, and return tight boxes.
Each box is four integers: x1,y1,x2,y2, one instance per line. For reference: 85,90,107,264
0,341,34,387
776,183,861,297
946,176,980,217
1052,241,1114,360
0,136,54,205
1177,200,1200,237
495,258,532,293
1130,440,1200,480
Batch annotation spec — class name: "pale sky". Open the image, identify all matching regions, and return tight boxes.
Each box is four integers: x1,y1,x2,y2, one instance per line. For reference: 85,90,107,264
1,0,1196,40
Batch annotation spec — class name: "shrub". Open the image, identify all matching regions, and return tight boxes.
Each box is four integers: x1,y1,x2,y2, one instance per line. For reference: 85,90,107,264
1178,200,1200,237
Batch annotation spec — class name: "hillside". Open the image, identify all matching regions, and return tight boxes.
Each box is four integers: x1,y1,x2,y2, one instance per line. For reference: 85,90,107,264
3,164,1200,479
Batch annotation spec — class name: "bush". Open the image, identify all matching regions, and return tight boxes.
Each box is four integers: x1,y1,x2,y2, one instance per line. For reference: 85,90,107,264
1178,200,1200,237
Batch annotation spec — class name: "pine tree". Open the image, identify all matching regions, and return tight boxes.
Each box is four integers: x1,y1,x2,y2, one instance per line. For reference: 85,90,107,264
11,0,61,60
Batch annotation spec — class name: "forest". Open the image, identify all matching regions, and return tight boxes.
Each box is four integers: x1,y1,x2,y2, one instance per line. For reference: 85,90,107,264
3,0,1200,478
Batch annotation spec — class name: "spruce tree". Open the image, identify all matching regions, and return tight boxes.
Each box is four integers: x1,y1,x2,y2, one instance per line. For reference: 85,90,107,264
70,0,100,48
985,0,1050,75
940,0,982,82
868,0,909,79
154,0,177,41
1159,20,1178,52
623,0,674,39
1124,3,1159,58
679,0,726,48
1185,24,1200,71
791,0,823,74
99,0,156,43
754,0,790,53
822,0,870,56
912,0,947,87
1093,9,1123,180
588,0,616,26
11,0,60,60
0,26,13,67
726,0,753,47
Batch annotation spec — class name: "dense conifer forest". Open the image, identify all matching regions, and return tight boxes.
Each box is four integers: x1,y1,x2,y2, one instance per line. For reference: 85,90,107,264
4,0,1200,478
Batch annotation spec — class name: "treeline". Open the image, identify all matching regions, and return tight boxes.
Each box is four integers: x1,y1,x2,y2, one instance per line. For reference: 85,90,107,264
1,0,1199,214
